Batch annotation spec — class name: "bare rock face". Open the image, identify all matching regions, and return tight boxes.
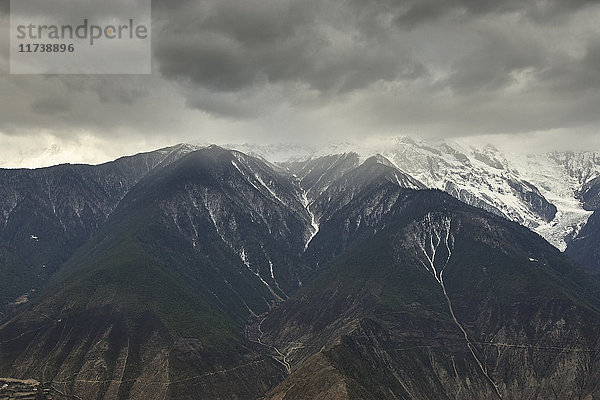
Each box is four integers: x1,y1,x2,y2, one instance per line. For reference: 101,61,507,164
568,177,600,270
580,176,600,211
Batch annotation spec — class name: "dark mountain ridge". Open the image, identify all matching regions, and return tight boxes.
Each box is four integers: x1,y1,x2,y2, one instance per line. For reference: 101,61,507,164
1,145,600,399
0,144,195,310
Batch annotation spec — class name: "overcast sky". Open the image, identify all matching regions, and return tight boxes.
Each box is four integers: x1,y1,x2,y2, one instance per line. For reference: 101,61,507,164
1,0,600,167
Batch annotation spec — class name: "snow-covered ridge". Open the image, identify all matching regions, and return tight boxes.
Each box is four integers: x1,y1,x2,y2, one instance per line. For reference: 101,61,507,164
225,137,600,251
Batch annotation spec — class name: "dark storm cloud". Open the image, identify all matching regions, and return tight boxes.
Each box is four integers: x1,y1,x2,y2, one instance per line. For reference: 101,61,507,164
442,28,547,94
9,0,150,21
390,0,600,27
154,0,427,94
152,0,600,104
539,38,600,94
2,0,600,166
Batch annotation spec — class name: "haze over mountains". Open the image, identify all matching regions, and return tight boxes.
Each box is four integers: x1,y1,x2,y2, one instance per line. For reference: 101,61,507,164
1,138,600,399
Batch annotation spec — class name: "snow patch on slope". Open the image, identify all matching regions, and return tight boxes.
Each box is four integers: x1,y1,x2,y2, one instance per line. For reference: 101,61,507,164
301,190,319,251
508,153,595,250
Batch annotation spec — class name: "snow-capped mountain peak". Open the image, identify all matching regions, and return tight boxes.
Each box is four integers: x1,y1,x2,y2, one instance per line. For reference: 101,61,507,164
225,137,599,251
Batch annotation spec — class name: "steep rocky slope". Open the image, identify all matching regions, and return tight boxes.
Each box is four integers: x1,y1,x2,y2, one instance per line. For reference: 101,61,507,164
0,144,196,311
261,190,600,399
567,176,600,270
1,145,600,399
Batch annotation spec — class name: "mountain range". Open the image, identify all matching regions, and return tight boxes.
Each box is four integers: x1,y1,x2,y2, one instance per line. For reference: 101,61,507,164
1,138,600,399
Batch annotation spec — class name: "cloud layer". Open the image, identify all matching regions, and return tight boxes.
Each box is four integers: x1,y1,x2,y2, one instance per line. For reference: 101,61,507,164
1,0,600,165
